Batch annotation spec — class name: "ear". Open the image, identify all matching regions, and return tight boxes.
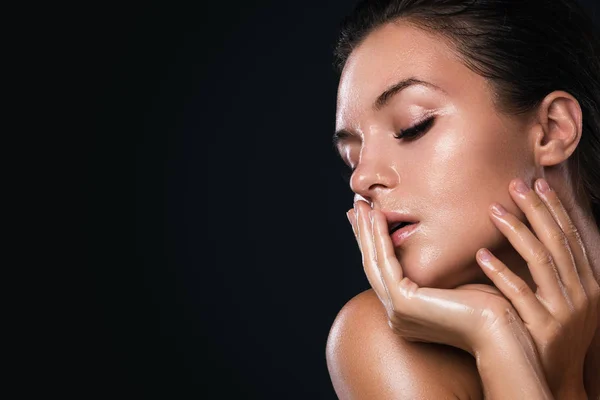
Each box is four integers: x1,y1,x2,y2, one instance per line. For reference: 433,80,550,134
532,91,583,167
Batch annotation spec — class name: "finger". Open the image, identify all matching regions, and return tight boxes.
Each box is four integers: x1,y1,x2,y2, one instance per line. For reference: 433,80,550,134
509,178,585,305
533,178,596,302
354,200,388,303
488,201,567,309
370,208,403,293
476,248,550,325
386,281,485,355
346,209,360,250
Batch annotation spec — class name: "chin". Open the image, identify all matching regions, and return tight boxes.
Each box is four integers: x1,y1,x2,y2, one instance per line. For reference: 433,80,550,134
396,244,487,289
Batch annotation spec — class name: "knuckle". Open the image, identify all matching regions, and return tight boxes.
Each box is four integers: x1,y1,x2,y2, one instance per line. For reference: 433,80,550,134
541,319,562,343
531,247,554,266
501,306,520,325
491,262,508,277
531,197,547,211
549,228,568,245
562,220,581,241
546,193,562,207
484,300,512,322
513,220,530,235
514,281,532,297
571,289,589,310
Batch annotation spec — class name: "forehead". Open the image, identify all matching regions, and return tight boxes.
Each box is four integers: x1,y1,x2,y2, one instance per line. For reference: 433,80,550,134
336,21,466,125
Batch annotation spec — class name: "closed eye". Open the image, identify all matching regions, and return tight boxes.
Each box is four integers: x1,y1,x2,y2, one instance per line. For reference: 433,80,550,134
394,116,435,140
338,116,435,184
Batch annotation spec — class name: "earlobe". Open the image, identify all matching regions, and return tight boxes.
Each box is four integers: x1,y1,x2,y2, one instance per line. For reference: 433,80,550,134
534,91,583,167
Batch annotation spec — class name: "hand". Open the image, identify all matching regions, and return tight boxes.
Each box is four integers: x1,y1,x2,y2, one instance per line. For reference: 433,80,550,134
348,198,531,357
472,178,599,398
347,177,599,398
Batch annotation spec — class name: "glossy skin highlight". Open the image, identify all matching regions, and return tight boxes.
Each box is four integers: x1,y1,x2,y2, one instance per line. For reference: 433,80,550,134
335,22,542,290
331,19,600,399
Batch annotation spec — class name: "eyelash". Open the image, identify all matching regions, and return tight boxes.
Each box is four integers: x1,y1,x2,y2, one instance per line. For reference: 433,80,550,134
393,115,435,140
340,115,436,184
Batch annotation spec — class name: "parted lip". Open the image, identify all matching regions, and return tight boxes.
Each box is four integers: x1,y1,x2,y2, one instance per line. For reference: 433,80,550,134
381,211,420,234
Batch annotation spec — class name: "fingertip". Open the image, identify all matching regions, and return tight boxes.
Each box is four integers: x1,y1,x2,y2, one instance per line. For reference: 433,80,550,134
535,178,551,195
476,249,497,273
477,248,493,262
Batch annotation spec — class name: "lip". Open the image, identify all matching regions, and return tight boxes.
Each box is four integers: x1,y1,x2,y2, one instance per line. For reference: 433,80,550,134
381,211,420,231
390,222,421,247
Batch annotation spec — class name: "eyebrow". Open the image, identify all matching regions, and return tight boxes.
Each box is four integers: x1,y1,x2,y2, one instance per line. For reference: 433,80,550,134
332,77,445,147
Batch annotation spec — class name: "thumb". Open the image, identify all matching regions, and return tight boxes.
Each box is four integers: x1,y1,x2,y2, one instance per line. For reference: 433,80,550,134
395,278,475,325
391,278,483,353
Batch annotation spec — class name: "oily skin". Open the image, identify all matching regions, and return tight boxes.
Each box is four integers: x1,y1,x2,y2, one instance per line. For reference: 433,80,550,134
334,20,600,396
338,21,554,290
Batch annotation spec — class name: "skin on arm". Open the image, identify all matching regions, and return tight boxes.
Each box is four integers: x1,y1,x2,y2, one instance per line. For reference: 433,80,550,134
326,289,483,400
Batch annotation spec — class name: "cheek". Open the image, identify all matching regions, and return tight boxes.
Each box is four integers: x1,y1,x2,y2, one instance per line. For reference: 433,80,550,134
398,124,531,287
418,128,504,216
422,122,531,219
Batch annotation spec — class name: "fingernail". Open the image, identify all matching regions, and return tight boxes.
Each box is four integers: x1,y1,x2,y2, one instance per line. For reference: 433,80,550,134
491,203,506,216
513,179,530,194
346,210,352,224
478,249,493,262
536,179,550,194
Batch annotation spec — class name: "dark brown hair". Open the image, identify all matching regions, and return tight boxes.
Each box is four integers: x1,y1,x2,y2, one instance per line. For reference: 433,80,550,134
333,0,600,229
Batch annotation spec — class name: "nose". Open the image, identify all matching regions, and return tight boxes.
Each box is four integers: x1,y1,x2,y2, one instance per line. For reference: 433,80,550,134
349,153,399,202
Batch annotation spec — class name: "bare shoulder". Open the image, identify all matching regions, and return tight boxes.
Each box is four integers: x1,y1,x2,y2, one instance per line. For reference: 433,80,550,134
326,289,483,400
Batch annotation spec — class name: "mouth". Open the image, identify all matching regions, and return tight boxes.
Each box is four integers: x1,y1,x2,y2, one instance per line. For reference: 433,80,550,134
389,221,414,235
382,210,421,247
386,215,420,235
389,221,421,247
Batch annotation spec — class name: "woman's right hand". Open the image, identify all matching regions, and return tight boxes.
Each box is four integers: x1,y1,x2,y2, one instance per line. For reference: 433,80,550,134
348,198,562,398
349,175,599,399
347,200,529,357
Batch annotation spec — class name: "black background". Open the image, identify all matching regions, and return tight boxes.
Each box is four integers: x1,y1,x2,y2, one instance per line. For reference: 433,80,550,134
83,1,600,399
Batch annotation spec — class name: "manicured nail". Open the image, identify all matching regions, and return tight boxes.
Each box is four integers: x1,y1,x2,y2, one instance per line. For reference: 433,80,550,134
491,203,506,216
536,179,550,194
478,248,493,263
513,179,530,194
346,211,352,224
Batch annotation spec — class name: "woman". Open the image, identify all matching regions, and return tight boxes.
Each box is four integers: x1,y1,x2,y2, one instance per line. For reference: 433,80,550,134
325,0,600,398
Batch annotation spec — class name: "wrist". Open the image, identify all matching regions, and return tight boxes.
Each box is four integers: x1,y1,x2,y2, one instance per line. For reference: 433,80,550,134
474,335,553,400
473,309,535,360
473,319,549,382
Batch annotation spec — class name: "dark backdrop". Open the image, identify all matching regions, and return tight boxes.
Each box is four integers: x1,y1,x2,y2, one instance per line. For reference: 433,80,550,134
85,1,600,399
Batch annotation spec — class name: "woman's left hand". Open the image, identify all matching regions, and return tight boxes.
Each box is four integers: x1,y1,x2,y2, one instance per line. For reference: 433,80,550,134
463,177,599,399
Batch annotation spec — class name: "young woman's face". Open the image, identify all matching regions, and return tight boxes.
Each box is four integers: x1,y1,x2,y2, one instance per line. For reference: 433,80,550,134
335,22,538,289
